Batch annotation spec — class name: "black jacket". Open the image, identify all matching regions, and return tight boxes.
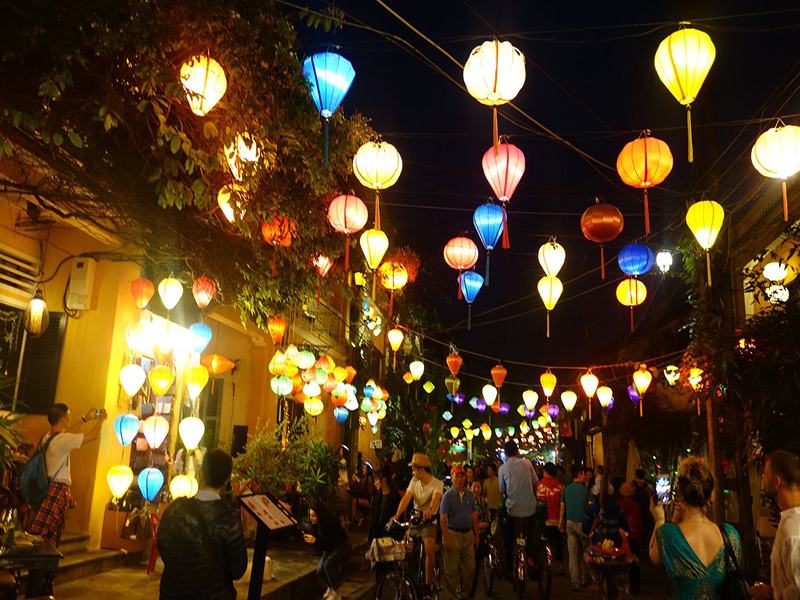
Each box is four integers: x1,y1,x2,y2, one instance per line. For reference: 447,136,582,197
368,489,401,542
312,516,349,553
157,497,248,600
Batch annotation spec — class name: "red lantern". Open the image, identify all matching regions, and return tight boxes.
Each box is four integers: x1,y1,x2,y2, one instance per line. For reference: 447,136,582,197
580,200,624,279
267,316,287,346
328,194,369,271
482,143,525,249
616,133,673,235
131,278,155,309
262,216,295,276
312,255,333,305
443,236,479,299
491,364,507,388
192,276,217,309
446,353,462,376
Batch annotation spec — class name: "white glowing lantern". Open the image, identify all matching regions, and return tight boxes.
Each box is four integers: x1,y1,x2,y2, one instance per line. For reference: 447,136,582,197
656,250,673,274
482,384,498,406
766,284,789,304
225,133,261,180
178,417,205,451
763,261,788,282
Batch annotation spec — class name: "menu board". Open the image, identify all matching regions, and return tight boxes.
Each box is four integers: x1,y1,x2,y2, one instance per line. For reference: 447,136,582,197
239,493,296,531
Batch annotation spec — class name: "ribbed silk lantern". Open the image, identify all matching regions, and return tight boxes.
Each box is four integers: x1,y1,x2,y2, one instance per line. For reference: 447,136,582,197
473,202,504,284
581,370,599,420
409,360,424,381
491,364,507,388
751,122,800,221
459,270,484,330
377,261,408,316
482,384,498,406
107,465,134,501
185,365,210,401
445,237,480,299
522,389,538,411
686,200,724,286
581,200,624,279
157,277,183,310
633,364,653,417
333,406,349,425
178,417,205,451
187,323,212,354
656,250,673,274
143,415,169,450
113,414,140,446
353,141,402,231
540,370,557,400
267,316,286,347
618,244,654,277
538,239,566,277
596,386,614,411
537,276,563,338
148,366,174,397
328,194,368,270
131,278,155,309
201,354,235,375
192,277,216,309
180,56,227,116
170,475,198,499
560,390,578,412
482,143,525,248
138,468,165,502
616,278,648,332
387,328,404,370
360,229,389,271
120,364,146,397
617,134,673,234
447,353,463,376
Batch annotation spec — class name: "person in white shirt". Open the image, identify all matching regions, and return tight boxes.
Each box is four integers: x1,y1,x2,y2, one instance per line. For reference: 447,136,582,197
752,450,800,600
28,403,107,547
393,453,444,595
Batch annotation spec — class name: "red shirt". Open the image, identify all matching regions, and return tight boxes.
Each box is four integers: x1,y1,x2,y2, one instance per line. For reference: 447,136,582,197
617,497,643,541
536,475,564,526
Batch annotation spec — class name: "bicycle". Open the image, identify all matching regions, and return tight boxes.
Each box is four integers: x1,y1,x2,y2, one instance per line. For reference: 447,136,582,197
482,515,552,599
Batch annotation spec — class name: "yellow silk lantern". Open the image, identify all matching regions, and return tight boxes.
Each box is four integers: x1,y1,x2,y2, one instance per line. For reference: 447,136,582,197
217,184,246,223
170,475,199,499
596,386,613,410
423,381,435,394
180,55,227,116
269,351,288,376
463,40,526,149
185,365,209,401
633,364,653,417
142,415,169,450
360,229,389,271
540,370,557,400
409,360,424,381
752,123,800,221
522,389,538,411
560,390,578,412
450,426,460,439
654,27,715,162
538,239,566,277
120,364,146,397
445,376,461,396
482,384,498,406
686,200,724,286
689,367,703,391
465,429,475,441
304,396,324,417
402,372,414,385
107,465,134,500
149,366,175,396
225,133,261,181
157,277,184,310
519,420,530,435
461,418,473,430
353,141,403,191
664,365,680,385
581,370,599,419
387,328,404,352
178,417,205,451
481,426,492,441
537,276,563,338
616,278,648,332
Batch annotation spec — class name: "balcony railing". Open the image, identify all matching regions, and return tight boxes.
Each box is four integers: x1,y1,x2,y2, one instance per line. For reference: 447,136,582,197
284,300,346,350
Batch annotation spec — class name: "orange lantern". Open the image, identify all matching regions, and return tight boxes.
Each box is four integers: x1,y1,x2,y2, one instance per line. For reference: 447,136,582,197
148,366,175,397
581,199,624,279
633,364,653,417
402,371,414,386
387,328,404,370
540,370,557,400
131,278,155,309
291,374,304,394
267,316,287,347
616,278,648,332
261,216,295,276
444,236,479,299
491,364,507,388
328,194,369,271
617,133,674,234
377,261,408,316
312,255,333,305
192,277,216,309
344,365,357,383
201,354,235,375
446,353,463,376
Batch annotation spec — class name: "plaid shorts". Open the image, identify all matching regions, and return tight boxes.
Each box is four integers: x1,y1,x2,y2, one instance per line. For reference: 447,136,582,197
29,482,72,546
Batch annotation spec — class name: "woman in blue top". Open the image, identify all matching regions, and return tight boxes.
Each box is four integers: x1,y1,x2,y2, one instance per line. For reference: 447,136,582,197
649,457,741,600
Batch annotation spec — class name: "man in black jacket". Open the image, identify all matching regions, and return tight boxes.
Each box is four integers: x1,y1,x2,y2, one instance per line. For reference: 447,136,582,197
158,449,248,600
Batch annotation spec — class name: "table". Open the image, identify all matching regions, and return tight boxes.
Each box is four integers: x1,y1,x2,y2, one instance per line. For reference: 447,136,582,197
0,540,64,598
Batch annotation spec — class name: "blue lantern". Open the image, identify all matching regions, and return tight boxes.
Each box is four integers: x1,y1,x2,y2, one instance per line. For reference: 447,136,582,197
473,202,504,286
628,385,640,404
113,414,140,446
459,270,484,331
363,385,374,399
188,322,213,354
138,467,164,502
333,407,348,425
618,243,654,276
302,52,356,166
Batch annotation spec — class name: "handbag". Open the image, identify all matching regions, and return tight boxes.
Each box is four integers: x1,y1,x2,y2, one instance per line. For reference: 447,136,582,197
718,524,749,600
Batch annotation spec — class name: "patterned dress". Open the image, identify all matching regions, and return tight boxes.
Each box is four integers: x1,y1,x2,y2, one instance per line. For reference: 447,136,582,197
656,523,741,600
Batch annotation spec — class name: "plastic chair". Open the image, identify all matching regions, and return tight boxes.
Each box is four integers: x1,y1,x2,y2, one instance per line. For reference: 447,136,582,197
147,513,161,575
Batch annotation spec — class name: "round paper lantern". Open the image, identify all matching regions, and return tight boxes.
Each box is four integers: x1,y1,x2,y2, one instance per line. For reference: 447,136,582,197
157,277,183,310
138,467,165,502
654,27,715,162
225,133,261,180
560,390,578,412
304,397,325,417
446,353,463,376
328,194,369,271
142,415,169,451
131,278,155,309
522,389,538,411
217,183,246,223
192,277,217,309
267,316,287,347
119,364,146,397
296,350,316,370
766,284,790,304
188,323,213,354
360,229,389,271
540,370,557,400
107,465,134,500
459,270,484,330
148,366,175,396
618,244,654,277
261,216,294,248
333,406,349,425
752,123,800,221
581,200,624,279
656,250,673,274
180,55,227,116
537,276,563,338
538,239,565,277
113,414,140,446
270,375,293,397
616,278,648,332
409,360,424,381
353,141,402,191
763,261,790,283
686,200,724,286
596,386,613,411
664,365,680,385
491,364,507,388
482,384,498,406
617,134,673,234
444,236,480,299
185,365,210,401
473,202,504,283
202,354,235,375
170,475,198,499
179,417,205,451
463,40,526,148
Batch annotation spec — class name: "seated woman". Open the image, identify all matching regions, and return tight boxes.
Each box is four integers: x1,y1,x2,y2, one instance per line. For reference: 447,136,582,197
649,457,741,600
350,462,374,526
304,503,351,600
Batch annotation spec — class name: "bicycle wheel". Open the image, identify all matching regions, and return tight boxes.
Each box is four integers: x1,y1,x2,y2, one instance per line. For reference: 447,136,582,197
536,541,553,599
516,546,526,600
375,569,419,600
482,555,494,596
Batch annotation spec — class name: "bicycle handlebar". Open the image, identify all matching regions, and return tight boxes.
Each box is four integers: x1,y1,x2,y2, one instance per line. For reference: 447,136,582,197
386,509,437,531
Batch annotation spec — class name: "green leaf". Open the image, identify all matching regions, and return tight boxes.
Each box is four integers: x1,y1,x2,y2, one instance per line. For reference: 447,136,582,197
170,134,181,154
203,121,217,140
136,100,149,113
68,132,83,148
104,113,114,132
52,133,63,146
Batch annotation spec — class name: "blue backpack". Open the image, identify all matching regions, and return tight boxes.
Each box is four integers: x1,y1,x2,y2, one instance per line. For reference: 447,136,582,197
20,433,64,504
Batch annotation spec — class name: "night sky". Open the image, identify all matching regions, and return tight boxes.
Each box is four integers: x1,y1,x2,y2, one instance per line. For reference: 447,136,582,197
296,1,800,392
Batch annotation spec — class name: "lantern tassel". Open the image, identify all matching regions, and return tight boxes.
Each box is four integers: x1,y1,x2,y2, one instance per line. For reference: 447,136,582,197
485,254,491,287
501,202,510,249
640,398,643,418
493,107,499,154
588,399,592,421
467,304,472,331
546,311,550,338
317,284,321,306
783,180,788,222
344,238,350,272
643,189,651,235
458,272,463,300
272,250,276,277
393,351,397,371
706,251,712,287
630,307,634,333
600,245,606,280
687,105,694,163
697,396,701,416
324,120,329,167
372,272,376,301
389,291,394,317
375,191,381,231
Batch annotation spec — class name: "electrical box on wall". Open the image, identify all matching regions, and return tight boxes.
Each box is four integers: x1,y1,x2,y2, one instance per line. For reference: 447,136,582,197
66,257,96,311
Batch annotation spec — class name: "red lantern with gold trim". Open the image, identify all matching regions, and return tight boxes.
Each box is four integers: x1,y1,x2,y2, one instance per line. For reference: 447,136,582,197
192,277,217,309
581,199,624,279
131,278,155,309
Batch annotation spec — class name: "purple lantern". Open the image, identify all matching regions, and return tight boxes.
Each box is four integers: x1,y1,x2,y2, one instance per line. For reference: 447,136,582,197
454,392,465,406
476,398,487,412
604,396,615,412
547,404,560,419
628,385,640,404
524,408,536,419
498,402,510,415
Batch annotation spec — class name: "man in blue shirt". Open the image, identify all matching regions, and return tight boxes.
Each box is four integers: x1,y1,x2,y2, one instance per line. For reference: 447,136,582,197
559,467,591,591
439,465,478,600
498,441,538,575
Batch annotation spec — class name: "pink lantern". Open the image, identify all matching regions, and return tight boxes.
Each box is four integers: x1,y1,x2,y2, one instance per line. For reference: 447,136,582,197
443,237,479,299
328,195,369,271
482,143,525,249
312,255,333,305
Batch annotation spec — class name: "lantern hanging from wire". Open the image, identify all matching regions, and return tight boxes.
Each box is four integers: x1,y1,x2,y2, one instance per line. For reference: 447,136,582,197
170,475,198,499
654,25,715,162
540,370,557,400
581,370,599,420
113,414,140,446
482,142,525,248
138,467,164,502
333,406,349,425
119,364,147,397
459,270,484,330
628,385,640,405
185,365,210,401
463,40,526,150
596,386,614,412
179,417,205,451
616,278,648,332
751,121,800,221
360,229,389,271
303,52,356,166
409,360,424,381
107,465,134,501
538,238,566,277
537,276,563,338
387,328,404,370
560,390,577,412
327,194,368,271
377,261,408,316
131,278,155,309
445,376,461,396
353,140,402,230
446,352,463,376
581,199,624,279
267,316,286,347
633,364,653,417
473,201,504,284
618,243,654,277
148,366,174,397
444,236,480,299
656,250,673,274
686,200,724,286
491,364,507,388
616,133,674,234
157,277,183,311
180,55,227,116
482,384,498,406
522,389,538,412
143,415,169,450
191,277,216,310
313,254,334,305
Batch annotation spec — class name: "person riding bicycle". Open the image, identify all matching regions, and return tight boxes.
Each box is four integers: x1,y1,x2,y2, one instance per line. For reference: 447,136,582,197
498,440,539,577
393,453,444,597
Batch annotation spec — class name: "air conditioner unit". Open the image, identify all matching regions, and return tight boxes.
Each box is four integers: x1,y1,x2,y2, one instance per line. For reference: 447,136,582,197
66,257,97,311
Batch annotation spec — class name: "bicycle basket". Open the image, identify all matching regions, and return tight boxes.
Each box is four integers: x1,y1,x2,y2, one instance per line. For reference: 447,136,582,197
375,537,408,562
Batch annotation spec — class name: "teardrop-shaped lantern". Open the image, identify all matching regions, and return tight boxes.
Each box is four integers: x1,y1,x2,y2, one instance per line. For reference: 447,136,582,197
180,56,227,116
148,366,175,397
491,364,507,388
224,133,261,181
185,365,210,401
142,415,169,450
178,417,205,451
188,322,213,354
157,277,183,310
446,353,463,376
138,467,165,502
267,317,287,347
459,270,484,330
560,390,578,412
131,278,155,309
107,465,134,500
540,370,557,400
538,238,565,277
360,229,389,271
409,360,424,381
686,200,724,286
192,277,217,309
113,414,140,446
482,384,498,406
473,202,504,284
522,389,538,411
537,276,563,338
119,364,146,397
217,184,246,223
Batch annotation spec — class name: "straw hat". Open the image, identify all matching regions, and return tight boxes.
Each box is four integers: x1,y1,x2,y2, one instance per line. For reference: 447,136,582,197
409,453,431,468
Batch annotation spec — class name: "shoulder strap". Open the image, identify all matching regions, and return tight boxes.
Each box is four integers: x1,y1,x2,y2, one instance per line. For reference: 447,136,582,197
718,524,740,572
40,432,68,482
185,498,228,579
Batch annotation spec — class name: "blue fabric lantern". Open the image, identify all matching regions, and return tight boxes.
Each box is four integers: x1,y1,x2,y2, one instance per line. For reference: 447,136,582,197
303,52,356,166
628,385,640,404
138,467,164,502
333,407,348,425
188,322,212,354
473,202,504,285
469,396,478,409
113,414,140,446
459,270,484,331
618,243,654,276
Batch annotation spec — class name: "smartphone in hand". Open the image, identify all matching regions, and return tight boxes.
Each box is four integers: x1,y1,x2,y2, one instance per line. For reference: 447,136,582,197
656,474,672,504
